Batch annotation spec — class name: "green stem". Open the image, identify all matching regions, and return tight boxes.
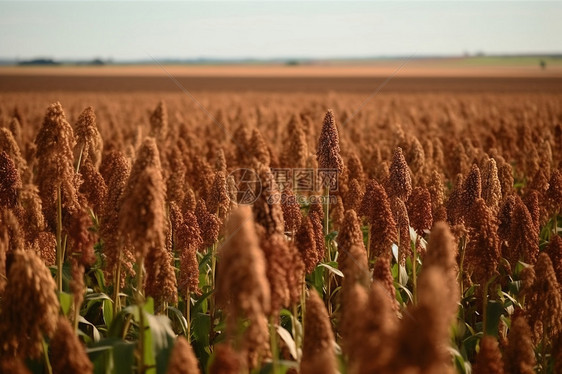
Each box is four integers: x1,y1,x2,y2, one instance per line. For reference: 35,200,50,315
412,239,418,305
209,241,218,347
186,290,191,341
366,223,372,264
301,282,307,335
56,185,63,291
482,280,489,335
42,338,53,374
292,303,301,362
324,188,330,238
136,257,145,374
75,144,84,173
458,236,467,299
113,251,123,316
269,316,279,374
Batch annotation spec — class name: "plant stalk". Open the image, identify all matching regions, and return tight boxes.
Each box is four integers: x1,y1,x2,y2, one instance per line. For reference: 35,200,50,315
113,250,123,316
136,257,145,374
42,338,53,374
292,303,301,362
56,185,63,291
269,316,280,374
186,290,191,341
412,238,418,305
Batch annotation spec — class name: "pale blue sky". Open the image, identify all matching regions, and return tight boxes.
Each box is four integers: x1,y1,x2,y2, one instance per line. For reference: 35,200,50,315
1,1,561,60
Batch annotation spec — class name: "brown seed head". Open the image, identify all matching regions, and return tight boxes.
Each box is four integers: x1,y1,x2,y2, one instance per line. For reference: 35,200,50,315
387,147,412,201
406,186,433,236
360,180,397,259
208,171,230,219
546,169,562,215
79,159,107,213
481,157,502,212
337,209,365,274
316,109,344,174
427,169,445,213
473,336,504,374
330,194,345,230
393,268,458,373
119,165,167,260
253,164,284,236
300,290,337,374
347,151,365,184
461,164,482,219
282,114,308,169
1,208,24,253
215,148,227,173
0,151,22,209
34,102,80,230
509,197,539,266
145,236,178,306
504,313,535,374
260,232,292,314
546,235,562,290
50,317,93,374
498,195,516,243
345,177,364,212
166,336,201,374
149,101,168,141
280,188,302,234
209,344,243,374
250,128,270,166
166,146,187,204
526,252,562,343
175,209,203,297
0,250,59,358
466,198,501,289
295,216,319,273
195,199,221,249
308,203,326,263
391,197,411,265
0,127,27,180
217,206,270,368
0,356,31,374
372,256,399,312
74,106,103,168
354,281,399,374
340,282,369,359
424,221,459,314
100,151,134,286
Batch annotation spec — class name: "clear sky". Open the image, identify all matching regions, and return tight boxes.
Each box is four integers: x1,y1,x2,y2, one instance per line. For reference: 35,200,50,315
1,1,561,60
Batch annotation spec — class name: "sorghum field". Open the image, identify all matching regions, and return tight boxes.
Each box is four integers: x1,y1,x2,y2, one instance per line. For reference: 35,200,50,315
1,80,562,374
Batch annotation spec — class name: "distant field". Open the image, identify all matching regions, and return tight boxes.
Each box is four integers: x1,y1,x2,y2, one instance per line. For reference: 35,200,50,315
1,59,561,93
1,60,561,78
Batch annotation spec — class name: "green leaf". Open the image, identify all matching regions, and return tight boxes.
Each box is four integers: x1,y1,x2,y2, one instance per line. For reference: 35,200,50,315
85,292,113,302
108,307,135,338
396,282,413,304
167,306,188,337
192,312,211,347
112,340,136,374
103,299,114,326
398,264,409,286
58,291,73,316
276,325,297,359
325,230,338,241
79,315,101,342
145,313,175,374
192,289,213,314
144,297,155,315
485,300,505,337
318,262,344,277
